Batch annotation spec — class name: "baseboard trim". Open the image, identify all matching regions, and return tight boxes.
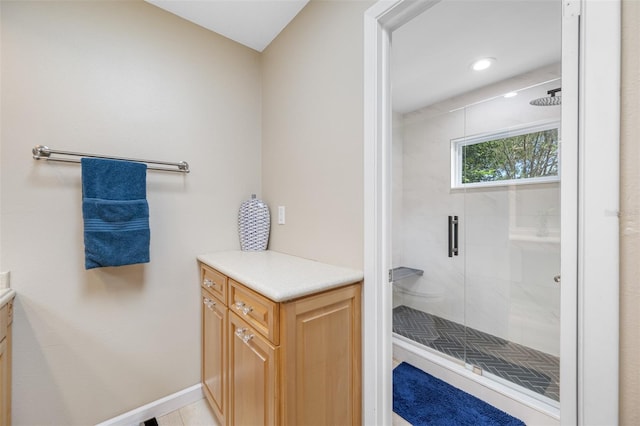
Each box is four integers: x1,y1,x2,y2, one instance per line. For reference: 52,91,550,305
96,384,204,426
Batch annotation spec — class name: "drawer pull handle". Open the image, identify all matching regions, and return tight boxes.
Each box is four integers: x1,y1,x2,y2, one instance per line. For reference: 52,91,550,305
234,301,253,316
235,327,254,344
203,297,216,310
203,278,214,288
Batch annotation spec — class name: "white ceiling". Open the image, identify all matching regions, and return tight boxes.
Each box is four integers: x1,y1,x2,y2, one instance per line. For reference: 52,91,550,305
145,0,561,114
145,0,310,52
392,0,561,113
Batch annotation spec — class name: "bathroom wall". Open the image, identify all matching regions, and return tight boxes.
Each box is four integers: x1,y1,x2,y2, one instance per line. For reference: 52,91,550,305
392,112,405,269
0,3,3,268
0,1,261,424
620,0,640,422
393,66,562,355
260,0,374,269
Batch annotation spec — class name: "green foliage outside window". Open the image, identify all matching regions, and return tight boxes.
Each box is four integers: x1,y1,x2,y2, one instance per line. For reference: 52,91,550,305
461,128,559,184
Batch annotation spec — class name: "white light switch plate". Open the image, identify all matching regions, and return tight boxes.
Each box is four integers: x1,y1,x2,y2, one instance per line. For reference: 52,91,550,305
278,206,286,225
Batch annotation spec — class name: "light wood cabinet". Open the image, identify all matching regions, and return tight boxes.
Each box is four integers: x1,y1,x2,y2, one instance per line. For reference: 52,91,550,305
0,297,14,426
200,262,361,426
201,288,227,424
280,285,362,426
0,335,7,426
228,312,278,426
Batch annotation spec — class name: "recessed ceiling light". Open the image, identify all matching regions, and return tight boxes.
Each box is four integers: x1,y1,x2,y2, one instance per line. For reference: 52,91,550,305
471,58,495,71
504,91,518,98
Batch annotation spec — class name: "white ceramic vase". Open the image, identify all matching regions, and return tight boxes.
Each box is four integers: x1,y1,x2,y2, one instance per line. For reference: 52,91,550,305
238,194,270,251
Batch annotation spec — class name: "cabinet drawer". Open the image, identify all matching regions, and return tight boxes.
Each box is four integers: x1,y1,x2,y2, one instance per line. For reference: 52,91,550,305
0,304,6,343
201,265,227,304
229,280,279,345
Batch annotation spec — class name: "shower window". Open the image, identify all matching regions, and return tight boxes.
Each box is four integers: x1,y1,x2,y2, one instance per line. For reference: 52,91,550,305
451,120,560,188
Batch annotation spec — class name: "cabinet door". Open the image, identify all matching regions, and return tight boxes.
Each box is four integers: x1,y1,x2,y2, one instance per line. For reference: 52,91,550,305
202,290,227,425
281,284,362,426
0,337,7,426
229,313,278,426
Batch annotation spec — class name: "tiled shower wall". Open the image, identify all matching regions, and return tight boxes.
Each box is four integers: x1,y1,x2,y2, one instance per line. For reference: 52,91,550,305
392,65,562,356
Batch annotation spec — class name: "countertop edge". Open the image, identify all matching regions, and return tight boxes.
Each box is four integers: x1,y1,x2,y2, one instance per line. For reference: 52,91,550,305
197,251,364,302
0,289,16,308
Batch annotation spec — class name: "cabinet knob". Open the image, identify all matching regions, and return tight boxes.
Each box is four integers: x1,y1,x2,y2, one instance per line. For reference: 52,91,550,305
235,327,254,344
203,278,214,288
203,297,216,310
235,301,253,316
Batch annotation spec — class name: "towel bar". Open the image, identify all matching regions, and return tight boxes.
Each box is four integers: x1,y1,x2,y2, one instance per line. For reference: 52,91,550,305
32,145,190,173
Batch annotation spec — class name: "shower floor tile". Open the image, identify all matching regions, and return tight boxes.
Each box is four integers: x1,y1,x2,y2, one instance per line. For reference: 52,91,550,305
393,305,560,401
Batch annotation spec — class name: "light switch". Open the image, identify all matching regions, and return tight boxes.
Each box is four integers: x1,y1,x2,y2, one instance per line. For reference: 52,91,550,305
278,206,286,225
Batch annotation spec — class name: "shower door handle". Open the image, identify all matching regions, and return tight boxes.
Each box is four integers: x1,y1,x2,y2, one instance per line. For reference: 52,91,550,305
448,215,459,257
448,216,453,257
453,215,459,256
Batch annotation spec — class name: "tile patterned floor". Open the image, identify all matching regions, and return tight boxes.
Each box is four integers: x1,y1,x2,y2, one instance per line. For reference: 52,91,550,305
157,394,410,425
156,398,219,426
393,305,560,401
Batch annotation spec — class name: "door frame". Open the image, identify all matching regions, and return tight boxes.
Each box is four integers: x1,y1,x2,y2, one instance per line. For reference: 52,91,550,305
362,0,620,424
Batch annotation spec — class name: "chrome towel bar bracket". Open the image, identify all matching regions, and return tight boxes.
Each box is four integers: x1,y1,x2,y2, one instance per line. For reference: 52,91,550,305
32,145,190,173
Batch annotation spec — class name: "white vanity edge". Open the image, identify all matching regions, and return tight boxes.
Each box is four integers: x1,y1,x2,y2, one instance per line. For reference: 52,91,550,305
197,250,364,302
0,289,16,308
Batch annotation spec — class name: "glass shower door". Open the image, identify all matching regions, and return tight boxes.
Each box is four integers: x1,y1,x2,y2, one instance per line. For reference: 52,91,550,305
389,0,564,407
391,101,467,360
460,82,561,404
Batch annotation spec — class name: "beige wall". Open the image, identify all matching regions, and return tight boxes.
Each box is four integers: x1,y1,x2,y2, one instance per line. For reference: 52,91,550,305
0,1,261,424
261,0,373,269
620,1,640,423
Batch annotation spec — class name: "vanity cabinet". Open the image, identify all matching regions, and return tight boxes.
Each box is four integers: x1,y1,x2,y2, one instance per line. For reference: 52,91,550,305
0,338,7,426
0,296,14,426
228,311,278,425
279,284,362,425
200,260,362,426
201,267,228,425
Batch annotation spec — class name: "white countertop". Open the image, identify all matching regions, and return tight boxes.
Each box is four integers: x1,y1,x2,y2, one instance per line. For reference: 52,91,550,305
197,250,364,302
0,289,16,308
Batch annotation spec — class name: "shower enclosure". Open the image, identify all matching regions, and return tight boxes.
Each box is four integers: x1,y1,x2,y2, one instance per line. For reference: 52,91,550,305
390,0,562,407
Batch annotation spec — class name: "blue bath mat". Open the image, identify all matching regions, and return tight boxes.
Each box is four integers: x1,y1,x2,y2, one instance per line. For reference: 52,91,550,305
393,362,526,426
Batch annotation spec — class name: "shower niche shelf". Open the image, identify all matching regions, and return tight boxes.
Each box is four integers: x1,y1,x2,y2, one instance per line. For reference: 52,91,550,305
390,267,424,282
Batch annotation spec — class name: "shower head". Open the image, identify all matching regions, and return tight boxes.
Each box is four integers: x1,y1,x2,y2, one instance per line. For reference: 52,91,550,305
530,88,561,106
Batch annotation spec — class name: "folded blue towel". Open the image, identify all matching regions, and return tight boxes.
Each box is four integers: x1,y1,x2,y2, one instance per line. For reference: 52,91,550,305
81,158,150,269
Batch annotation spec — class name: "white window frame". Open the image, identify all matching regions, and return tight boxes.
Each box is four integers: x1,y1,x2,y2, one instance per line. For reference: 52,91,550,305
451,120,561,189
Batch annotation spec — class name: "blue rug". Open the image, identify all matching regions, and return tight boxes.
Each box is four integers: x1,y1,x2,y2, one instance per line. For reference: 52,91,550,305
393,362,526,426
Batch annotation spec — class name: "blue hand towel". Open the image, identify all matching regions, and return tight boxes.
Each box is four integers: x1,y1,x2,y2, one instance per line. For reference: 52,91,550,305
81,158,150,269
